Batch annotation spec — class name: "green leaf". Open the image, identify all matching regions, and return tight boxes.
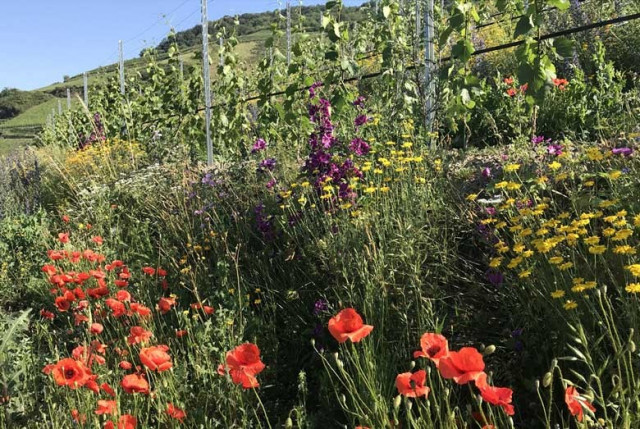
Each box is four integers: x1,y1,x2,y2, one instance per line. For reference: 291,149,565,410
515,14,535,37
321,15,331,29
325,1,338,10
451,39,475,62
553,37,575,58
383,5,391,18
547,0,570,11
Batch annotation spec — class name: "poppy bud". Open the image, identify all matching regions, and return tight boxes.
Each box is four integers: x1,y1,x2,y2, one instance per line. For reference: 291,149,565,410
333,353,339,362
551,359,558,369
542,372,553,388
393,395,402,410
484,345,496,355
630,340,636,353
409,361,415,370
340,394,347,405
407,401,413,410
310,339,316,347
285,418,293,428
336,359,344,369
535,379,540,390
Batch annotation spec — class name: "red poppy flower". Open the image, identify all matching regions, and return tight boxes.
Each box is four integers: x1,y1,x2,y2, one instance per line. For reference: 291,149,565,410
503,77,514,85
40,309,55,320
142,267,156,276
506,88,517,97
88,285,109,299
167,403,186,422
139,345,172,372
74,314,90,326
395,370,430,398
119,361,133,370
116,290,131,301
58,232,70,244
121,374,149,394
95,399,117,415
101,382,116,397
130,303,151,317
90,323,104,335
114,279,129,288
127,326,153,345
49,358,91,389
54,296,71,312
219,343,266,389
92,236,104,245
413,333,449,365
476,373,514,416
157,268,167,277
203,305,214,315
42,264,57,276
438,347,485,385
62,215,70,223
565,386,595,422
106,298,127,318
71,409,86,424
117,415,137,429
157,296,176,314
327,308,374,343
175,330,187,338
553,78,569,90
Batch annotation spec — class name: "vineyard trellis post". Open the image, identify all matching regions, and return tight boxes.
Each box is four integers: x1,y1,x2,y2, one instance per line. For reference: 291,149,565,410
66,89,71,109
219,37,224,67
415,0,421,56
202,0,213,166
286,1,292,66
424,0,435,148
83,73,89,108
58,100,62,115
118,40,125,96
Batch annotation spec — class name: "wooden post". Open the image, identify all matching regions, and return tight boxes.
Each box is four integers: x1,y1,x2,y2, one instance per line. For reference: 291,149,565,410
58,100,63,115
202,0,213,166
67,88,71,109
219,37,224,66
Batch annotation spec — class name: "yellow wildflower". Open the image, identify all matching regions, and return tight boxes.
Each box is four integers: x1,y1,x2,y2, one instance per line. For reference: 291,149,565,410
504,163,521,173
564,300,578,310
551,290,565,299
625,283,640,293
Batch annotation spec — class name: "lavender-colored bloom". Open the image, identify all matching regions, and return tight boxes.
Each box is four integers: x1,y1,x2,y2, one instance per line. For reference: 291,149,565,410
481,167,492,179
531,135,546,145
547,144,564,156
258,158,277,173
485,207,497,216
349,138,370,156
266,178,277,189
612,147,633,156
486,270,504,286
251,138,267,154
309,81,323,98
313,299,329,315
354,114,369,127
353,96,366,108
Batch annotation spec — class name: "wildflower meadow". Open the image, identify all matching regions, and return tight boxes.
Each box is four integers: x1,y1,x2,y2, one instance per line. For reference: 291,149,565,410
1,0,640,428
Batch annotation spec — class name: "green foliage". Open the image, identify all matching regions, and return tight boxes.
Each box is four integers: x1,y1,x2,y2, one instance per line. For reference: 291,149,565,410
0,89,53,120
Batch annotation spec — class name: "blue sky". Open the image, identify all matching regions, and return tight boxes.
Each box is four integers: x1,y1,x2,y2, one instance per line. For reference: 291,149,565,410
0,0,364,91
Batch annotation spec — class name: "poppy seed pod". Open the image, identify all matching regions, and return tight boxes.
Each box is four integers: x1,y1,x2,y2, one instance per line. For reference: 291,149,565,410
393,395,402,410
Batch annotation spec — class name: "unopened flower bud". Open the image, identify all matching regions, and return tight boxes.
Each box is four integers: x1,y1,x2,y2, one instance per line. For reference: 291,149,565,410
394,395,402,410
410,361,416,370
484,345,496,355
543,372,553,388
285,418,293,428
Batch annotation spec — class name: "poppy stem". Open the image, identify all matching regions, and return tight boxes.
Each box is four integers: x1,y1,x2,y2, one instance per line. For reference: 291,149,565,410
252,388,272,429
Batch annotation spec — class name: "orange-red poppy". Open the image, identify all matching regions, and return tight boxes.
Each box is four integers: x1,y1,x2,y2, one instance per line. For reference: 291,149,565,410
157,296,176,314
565,386,595,422
327,308,374,343
139,345,172,372
166,403,186,422
476,373,514,416
101,382,116,397
48,358,92,389
90,323,104,335
58,232,70,244
142,267,156,276
119,361,133,370
395,370,430,398
95,400,117,415
218,343,266,389
413,333,448,366
128,326,153,345
92,236,104,245
121,374,149,394
438,347,485,385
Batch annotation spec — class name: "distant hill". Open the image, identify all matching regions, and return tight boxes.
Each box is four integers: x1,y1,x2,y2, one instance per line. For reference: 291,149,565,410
150,2,371,56
0,88,54,120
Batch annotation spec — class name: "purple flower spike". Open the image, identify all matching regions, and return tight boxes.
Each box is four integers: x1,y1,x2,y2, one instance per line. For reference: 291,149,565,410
612,147,633,156
251,138,267,154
